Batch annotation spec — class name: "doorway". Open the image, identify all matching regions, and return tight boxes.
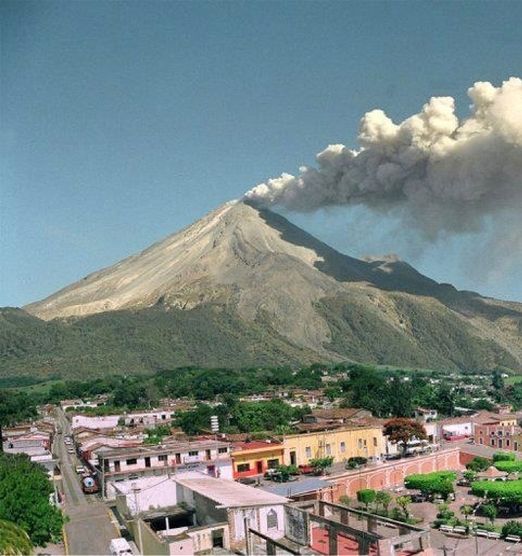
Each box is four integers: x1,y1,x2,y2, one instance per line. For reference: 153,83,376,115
256,461,263,474
211,529,224,548
290,451,297,466
145,457,151,468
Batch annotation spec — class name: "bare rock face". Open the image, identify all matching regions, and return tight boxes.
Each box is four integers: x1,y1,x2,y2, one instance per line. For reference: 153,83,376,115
24,200,522,367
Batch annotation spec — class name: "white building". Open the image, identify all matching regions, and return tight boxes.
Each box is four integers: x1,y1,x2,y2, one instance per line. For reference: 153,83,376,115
99,440,233,498
114,474,288,554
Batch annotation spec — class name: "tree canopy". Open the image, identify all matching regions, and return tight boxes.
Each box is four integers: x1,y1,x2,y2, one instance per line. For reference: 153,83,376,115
383,418,427,453
0,454,63,546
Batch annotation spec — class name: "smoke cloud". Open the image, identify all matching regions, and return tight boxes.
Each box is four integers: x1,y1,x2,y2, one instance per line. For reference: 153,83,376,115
245,77,522,241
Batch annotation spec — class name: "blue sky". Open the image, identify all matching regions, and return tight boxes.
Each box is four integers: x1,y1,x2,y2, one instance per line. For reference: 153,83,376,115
2,0,521,306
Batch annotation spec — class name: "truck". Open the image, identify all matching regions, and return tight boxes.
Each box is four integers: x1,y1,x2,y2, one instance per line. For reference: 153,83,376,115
109,538,133,556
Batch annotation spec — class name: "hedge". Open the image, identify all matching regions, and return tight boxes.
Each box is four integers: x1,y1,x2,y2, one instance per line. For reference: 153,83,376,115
471,479,522,504
494,461,522,473
404,471,457,497
493,452,516,462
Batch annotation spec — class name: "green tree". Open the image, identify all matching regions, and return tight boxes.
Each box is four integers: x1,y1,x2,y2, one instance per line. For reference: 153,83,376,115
463,470,477,483
357,489,376,511
466,456,491,472
0,519,33,555
383,418,427,455
396,495,412,520
460,505,473,522
482,504,497,525
375,491,392,513
0,454,63,546
338,495,351,507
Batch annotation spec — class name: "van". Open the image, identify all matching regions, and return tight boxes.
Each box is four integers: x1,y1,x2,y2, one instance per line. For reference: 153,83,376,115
109,538,133,556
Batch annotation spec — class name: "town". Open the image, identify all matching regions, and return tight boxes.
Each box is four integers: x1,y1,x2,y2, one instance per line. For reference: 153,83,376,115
4,365,522,555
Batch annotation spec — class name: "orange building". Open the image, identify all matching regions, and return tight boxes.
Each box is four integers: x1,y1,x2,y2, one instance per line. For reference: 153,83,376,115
231,441,284,479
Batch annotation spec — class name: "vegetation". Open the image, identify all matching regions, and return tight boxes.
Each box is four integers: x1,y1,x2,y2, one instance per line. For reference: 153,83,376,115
395,496,412,520
482,504,497,525
492,451,516,462
493,461,522,473
175,399,309,435
502,520,522,538
356,489,376,511
309,456,334,475
0,520,33,555
383,418,427,454
0,390,38,451
471,479,522,504
466,456,491,472
375,491,392,513
144,425,172,445
0,454,63,546
404,471,456,499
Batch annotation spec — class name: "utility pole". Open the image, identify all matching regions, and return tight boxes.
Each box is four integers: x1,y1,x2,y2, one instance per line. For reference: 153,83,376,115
132,483,143,554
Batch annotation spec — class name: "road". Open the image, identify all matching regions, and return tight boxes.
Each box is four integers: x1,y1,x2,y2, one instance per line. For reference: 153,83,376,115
54,409,120,555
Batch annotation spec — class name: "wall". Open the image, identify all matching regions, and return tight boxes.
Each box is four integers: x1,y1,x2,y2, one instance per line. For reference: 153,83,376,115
322,448,462,500
128,519,170,556
186,522,230,553
71,415,121,430
282,427,385,466
228,505,286,551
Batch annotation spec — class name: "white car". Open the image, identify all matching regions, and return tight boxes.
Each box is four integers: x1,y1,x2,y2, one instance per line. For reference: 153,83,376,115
75,465,85,474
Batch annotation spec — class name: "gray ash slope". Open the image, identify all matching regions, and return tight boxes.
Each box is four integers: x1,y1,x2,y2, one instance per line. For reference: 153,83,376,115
5,200,521,377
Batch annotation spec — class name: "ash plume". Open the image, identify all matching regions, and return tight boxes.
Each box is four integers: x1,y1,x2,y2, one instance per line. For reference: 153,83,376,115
245,77,522,242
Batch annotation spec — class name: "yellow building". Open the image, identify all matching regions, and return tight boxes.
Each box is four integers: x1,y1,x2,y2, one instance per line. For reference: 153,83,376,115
282,425,385,467
231,441,285,479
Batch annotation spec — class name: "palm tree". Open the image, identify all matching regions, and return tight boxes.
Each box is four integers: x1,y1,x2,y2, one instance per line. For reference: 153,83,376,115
460,505,473,521
0,520,33,555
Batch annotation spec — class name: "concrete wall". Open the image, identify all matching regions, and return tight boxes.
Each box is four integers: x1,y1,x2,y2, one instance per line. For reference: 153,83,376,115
323,448,462,500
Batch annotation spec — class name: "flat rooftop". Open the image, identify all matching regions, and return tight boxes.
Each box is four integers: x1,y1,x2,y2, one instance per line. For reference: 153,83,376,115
98,439,230,459
175,477,289,508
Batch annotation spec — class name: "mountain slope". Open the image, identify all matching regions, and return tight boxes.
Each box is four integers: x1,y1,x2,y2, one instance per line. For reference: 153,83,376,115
5,200,520,377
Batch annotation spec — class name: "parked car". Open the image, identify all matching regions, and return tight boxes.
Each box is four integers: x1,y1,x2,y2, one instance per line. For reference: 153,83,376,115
75,465,85,474
67,447,75,454
298,464,315,475
410,493,427,503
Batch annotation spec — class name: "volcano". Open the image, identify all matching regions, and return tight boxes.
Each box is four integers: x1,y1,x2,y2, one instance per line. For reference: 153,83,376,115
3,200,521,377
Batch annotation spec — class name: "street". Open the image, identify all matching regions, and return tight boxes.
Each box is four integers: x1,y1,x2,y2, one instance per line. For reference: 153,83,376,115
54,409,120,555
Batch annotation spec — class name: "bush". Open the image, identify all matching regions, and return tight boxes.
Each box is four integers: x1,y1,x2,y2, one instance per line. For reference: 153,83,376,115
494,460,522,473
466,456,491,472
502,520,522,538
471,479,522,504
346,456,368,469
493,452,516,462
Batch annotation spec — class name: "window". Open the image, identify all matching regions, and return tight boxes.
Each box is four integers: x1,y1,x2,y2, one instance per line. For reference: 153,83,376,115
358,439,363,449
267,458,280,469
305,447,312,459
126,458,137,465
158,454,168,462
373,437,378,447
218,447,228,454
325,444,332,456
506,439,510,447
188,451,199,457
340,442,346,453
237,463,250,473
515,442,519,451
161,415,166,420
266,509,278,530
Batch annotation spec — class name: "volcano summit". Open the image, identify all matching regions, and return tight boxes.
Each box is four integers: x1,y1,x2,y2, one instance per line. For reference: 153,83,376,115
2,200,521,377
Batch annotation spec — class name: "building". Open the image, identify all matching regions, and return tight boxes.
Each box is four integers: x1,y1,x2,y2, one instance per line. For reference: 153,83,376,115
414,407,438,422
231,441,284,479
97,440,233,498
301,408,372,426
282,424,386,467
474,422,521,449
114,474,288,554
439,416,473,440
70,409,174,431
